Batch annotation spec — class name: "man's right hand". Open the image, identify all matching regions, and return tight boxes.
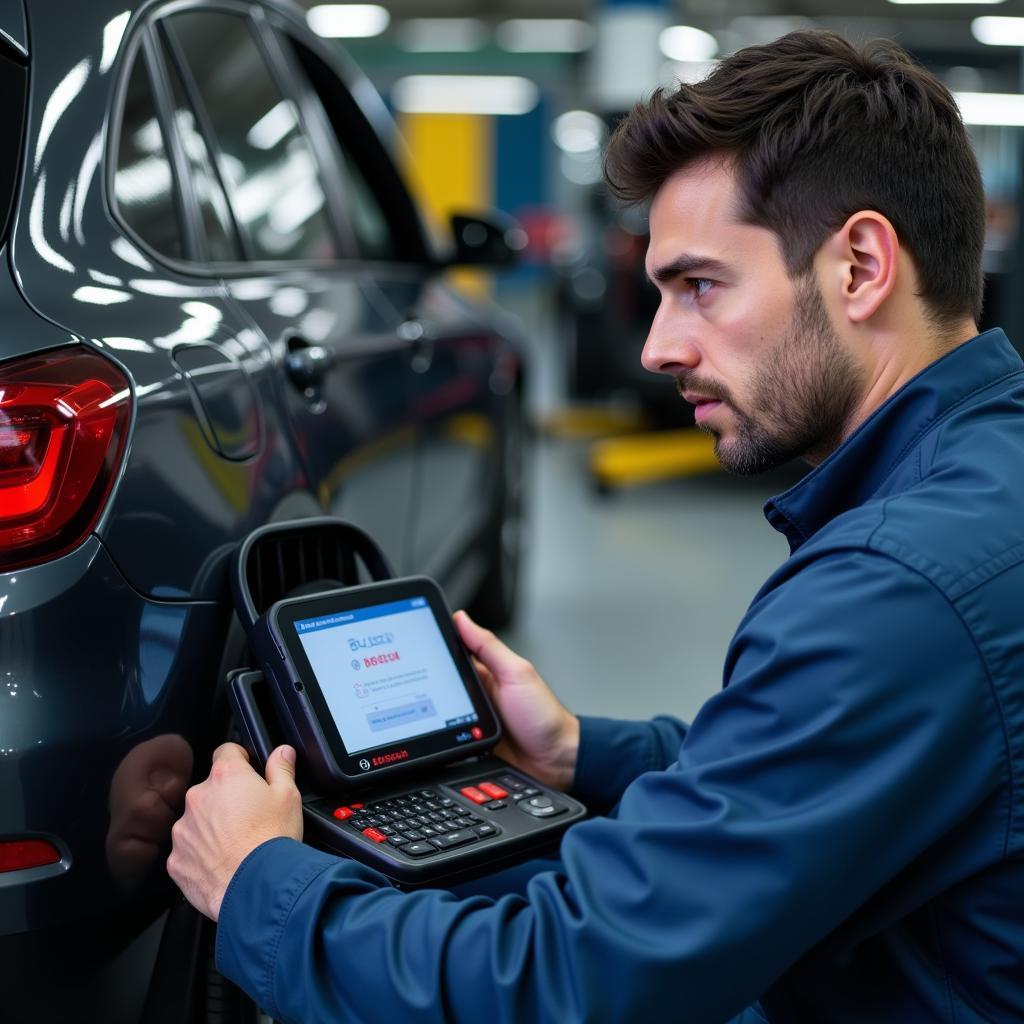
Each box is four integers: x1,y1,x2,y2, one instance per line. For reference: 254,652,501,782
454,610,580,792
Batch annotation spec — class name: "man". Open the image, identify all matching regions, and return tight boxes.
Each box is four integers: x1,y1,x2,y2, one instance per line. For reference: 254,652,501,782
170,31,1024,1022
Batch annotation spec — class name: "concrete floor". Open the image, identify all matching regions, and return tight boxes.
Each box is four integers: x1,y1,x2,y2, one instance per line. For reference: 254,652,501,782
501,435,799,727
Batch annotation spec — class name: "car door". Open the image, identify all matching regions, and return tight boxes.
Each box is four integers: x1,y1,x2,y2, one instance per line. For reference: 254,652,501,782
158,3,419,570
268,20,511,588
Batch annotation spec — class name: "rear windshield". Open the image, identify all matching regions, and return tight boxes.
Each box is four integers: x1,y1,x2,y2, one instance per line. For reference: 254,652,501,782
0,48,27,248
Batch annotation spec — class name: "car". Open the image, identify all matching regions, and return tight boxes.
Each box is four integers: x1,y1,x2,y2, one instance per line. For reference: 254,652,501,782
0,0,526,1018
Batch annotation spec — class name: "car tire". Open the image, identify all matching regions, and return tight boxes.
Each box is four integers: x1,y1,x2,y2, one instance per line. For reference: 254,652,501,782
466,392,525,630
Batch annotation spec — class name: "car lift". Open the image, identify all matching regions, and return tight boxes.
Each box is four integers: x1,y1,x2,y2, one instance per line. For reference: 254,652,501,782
543,407,720,493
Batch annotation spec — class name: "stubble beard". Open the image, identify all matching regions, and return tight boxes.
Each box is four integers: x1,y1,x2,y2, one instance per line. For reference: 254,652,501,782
680,277,866,476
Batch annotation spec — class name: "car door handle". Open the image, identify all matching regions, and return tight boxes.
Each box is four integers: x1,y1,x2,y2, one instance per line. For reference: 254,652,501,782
285,343,334,390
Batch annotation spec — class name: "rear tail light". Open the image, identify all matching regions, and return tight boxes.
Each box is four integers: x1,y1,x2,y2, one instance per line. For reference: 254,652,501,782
0,347,131,571
0,838,61,873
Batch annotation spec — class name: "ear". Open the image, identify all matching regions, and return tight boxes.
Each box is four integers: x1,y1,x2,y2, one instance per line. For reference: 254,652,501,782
828,211,899,324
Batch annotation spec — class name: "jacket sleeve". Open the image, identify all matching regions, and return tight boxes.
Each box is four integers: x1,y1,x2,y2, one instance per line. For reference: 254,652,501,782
216,551,1003,1024
572,714,689,814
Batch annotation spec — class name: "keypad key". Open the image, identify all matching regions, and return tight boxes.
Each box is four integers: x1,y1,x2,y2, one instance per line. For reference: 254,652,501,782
518,797,568,818
350,802,365,810
438,797,455,807
479,782,509,800
404,842,439,857
459,786,488,805
387,835,409,846
379,826,396,837
484,800,507,811
497,775,524,791
430,830,479,850
474,824,499,838
452,818,473,829
464,815,483,824
522,788,540,797
404,830,425,841
362,827,388,843
351,817,371,829
421,825,440,837
332,807,354,821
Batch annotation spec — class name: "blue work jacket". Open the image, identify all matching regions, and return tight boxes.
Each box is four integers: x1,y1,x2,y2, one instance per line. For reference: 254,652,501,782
216,328,1024,1023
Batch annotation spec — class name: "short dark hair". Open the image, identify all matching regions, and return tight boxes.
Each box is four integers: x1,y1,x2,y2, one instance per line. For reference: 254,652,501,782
603,30,985,327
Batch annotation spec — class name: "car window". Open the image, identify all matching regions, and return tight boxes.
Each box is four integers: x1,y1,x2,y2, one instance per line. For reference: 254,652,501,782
165,10,337,263
0,49,26,248
159,30,243,263
285,36,427,264
113,46,184,259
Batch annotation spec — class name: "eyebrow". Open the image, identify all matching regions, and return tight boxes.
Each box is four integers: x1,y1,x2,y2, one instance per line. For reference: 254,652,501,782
646,254,730,286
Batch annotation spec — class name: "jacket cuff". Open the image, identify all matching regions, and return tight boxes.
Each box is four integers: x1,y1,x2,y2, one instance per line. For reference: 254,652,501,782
215,837,337,1016
573,716,668,814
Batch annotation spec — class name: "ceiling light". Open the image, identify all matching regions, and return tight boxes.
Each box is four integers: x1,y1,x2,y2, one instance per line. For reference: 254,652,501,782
496,19,596,53
306,5,390,39
955,91,1024,125
891,0,1003,4
393,76,540,116
552,110,606,154
972,16,1024,45
397,19,486,52
659,26,718,62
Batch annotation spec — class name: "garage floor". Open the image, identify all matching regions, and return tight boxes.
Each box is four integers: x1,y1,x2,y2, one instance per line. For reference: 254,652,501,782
500,434,799,728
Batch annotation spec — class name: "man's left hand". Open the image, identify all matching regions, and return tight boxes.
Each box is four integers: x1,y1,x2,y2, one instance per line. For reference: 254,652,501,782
168,743,303,921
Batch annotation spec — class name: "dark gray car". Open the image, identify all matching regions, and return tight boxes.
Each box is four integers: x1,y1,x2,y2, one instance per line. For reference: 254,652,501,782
0,1,526,1018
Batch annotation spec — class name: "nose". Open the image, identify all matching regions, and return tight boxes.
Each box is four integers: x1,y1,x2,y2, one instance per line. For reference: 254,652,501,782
640,307,701,376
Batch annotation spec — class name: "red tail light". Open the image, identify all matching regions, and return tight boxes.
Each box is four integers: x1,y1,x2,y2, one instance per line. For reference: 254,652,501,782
0,347,131,571
0,838,61,873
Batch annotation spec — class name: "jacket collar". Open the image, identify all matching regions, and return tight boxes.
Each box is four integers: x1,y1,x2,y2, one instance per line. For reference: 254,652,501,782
764,329,1022,552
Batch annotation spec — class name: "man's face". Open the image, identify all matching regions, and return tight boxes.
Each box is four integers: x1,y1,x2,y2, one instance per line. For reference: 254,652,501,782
642,160,865,473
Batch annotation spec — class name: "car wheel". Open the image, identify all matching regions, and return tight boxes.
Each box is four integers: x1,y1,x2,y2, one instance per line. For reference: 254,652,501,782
467,393,525,630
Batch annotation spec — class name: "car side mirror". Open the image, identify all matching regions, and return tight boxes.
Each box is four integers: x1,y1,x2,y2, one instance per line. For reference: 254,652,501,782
449,211,528,267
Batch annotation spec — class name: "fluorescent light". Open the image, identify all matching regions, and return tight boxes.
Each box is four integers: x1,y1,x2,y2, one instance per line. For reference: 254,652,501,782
552,110,606,154
659,26,718,62
496,19,595,53
307,5,390,39
397,18,486,53
955,91,1024,125
392,76,539,116
972,16,1024,45
892,0,1003,4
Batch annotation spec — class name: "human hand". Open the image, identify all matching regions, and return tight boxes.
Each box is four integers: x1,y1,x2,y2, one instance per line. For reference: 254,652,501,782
167,743,303,922
455,610,580,791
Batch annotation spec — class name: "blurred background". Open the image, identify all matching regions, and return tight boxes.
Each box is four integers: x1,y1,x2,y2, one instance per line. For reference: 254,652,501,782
299,0,1024,724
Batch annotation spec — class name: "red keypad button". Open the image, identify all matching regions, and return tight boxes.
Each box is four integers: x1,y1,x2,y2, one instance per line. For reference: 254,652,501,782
333,807,354,820
459,786,488,804
479,782,508,800
362,827,388,843
350,803,364,809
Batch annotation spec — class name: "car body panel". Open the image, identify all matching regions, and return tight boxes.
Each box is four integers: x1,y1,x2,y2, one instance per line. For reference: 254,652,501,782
0,0,524,1015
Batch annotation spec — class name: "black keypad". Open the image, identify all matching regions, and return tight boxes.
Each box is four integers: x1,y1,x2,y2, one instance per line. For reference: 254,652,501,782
342,788,501,857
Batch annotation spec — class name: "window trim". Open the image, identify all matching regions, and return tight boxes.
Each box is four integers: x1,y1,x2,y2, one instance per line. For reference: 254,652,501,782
157,16,249,261
106,25,196,264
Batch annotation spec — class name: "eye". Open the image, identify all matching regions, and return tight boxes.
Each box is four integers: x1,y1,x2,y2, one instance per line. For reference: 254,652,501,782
687,278,715,298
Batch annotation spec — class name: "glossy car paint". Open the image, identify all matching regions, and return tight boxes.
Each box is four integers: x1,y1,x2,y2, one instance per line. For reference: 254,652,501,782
0,0,523,1016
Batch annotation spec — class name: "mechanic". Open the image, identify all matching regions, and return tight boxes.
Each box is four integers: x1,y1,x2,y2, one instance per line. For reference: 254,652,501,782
169,30,1024,1023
